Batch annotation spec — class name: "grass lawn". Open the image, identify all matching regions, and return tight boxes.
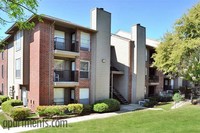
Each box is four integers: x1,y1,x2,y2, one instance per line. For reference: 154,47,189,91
25,103,200,133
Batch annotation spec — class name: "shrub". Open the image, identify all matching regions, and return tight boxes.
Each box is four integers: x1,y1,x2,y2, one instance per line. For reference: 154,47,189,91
93,103,109,113
10,107,30,121
81,104,92,115
0,95,9,105
173,93,183,103
158,96,172,102
143,98,158,108
2,99,23,114
67,104,83,115
191,98,200,105
93,99,120,113
36,105,68,117
36,106,47,116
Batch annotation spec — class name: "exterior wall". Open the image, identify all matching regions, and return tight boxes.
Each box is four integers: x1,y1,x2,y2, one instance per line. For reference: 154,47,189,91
7,42,14,97
39,21,54,106
28,23,41,111
0,47,8,96
131,24,146,103
90,8,111,102
75,30,91,103
14,31,24,99
110,35,131,100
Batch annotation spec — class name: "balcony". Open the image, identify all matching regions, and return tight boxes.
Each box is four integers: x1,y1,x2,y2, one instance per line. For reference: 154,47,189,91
54,37,80,58
54,70,79,87
149,75,159,85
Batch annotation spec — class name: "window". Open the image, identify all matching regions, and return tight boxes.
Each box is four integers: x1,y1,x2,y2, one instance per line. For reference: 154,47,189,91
79,88,89,104
16,58,21,78
54,88,64,105
1,83,3,95
15,31,22,51
54,30,65,50
2,52,4,60
1,65,3,78
54,59,65,70
80,61,89,78
80,32,90,51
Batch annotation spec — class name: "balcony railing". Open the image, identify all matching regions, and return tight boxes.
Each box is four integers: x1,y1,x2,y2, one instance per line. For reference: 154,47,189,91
54,70,78,82
54,37,79,52
149,75,159,83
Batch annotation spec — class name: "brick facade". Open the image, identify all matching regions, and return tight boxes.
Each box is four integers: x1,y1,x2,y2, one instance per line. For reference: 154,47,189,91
0,47,8,96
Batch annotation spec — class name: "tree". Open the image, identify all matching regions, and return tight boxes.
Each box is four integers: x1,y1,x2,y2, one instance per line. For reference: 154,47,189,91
153,2,200,85
0,0,40,50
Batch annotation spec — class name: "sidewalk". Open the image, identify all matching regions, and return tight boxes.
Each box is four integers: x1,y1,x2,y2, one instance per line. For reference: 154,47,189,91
0,104,144,133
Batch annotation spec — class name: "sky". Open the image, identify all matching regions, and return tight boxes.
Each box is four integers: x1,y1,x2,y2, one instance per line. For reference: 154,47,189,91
0,0,199,40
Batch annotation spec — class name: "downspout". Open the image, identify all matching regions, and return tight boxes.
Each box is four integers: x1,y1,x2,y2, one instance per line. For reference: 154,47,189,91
49,21,55,105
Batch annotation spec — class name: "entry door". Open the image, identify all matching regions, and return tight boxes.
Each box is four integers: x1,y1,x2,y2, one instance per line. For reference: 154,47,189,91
21,87,27,107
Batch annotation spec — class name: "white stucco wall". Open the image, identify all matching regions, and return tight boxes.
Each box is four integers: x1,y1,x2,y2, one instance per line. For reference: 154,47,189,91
111,35,130,99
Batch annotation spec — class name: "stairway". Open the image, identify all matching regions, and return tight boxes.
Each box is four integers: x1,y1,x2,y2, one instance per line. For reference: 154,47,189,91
113,88,129,104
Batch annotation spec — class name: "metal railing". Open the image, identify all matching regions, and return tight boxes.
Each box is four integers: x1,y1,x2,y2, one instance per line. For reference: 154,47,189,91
54,70,78,82
54,37,79,52
149,75,159,83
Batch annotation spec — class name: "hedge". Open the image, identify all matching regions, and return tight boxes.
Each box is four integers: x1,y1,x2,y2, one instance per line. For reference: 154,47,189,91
10,107,30,121
0,95,9,105
36,105,68,117
81,104,92,115
93,99,120,113
36,104,84,118
2,99,23,115
67,104,83,115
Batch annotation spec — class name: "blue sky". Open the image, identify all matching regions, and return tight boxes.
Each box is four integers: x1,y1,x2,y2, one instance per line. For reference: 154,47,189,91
0,0,199,40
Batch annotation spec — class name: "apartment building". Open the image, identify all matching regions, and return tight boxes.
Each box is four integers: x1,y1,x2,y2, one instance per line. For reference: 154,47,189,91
1,8,190,111
1,8,111,111
111,28,189,102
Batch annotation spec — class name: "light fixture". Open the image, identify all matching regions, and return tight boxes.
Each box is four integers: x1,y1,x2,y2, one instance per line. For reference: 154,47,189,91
102,59,106,63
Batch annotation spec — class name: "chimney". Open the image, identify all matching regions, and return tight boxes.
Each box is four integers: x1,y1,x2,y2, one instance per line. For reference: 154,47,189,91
131,24,146,103
90,8,111,102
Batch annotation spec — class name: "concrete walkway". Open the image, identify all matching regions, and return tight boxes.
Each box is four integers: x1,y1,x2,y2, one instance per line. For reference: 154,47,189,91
0,104,145,133
171,101,190,109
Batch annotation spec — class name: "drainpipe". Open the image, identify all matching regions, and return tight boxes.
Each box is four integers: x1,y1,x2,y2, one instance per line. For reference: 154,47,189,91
49,21,55,105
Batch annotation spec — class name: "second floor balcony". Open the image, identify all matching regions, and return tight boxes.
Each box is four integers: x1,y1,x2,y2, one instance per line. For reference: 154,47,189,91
54,37,80,58
54,70,79,87
149,75,159,85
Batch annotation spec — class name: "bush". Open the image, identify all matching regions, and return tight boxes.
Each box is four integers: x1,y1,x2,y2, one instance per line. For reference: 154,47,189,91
173,93,183,103
81,104,92,115
143,98,158,108
93,99,120,113
67,104,83,115
36,106,47,116
2,99,23,114
0,95,9,105
10,107,30,121
93,103,109,113
158,96,172,102
36,105,68,117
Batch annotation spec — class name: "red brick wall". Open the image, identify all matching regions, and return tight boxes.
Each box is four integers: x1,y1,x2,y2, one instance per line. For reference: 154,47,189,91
75,30,91,103
28,23,41,111
0,47,8,96
39,21,54,106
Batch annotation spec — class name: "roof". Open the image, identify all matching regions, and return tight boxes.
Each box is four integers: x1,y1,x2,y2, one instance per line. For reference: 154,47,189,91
5,14,97,34
115,30,160,48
